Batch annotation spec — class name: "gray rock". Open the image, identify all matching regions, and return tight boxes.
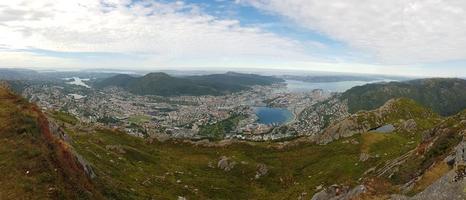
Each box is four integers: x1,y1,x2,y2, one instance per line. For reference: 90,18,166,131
391,170,466,200
359,152,370,162
255,163,268,179
217,156,236,172
400,119,417,132
311,184,364,200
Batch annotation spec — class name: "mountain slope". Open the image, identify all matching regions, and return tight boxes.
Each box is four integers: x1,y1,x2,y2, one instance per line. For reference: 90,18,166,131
96,72,284,96
316,98,441,144
0,85,102,199
340,78,466,116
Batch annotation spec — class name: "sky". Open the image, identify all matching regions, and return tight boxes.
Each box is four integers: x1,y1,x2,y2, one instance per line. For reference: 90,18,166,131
1,0,466,77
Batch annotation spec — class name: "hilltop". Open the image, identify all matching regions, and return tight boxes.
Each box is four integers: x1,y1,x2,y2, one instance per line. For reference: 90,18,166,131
95,72,284,96
340,78,466,116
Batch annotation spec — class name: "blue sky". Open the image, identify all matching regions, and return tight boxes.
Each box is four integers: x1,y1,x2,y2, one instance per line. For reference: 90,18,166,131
1,0,466,76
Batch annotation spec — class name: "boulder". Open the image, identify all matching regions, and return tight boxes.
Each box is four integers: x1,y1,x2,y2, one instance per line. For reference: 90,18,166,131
255,163,268,179
359,153,370,162
217,156,236,172
400,119,417,132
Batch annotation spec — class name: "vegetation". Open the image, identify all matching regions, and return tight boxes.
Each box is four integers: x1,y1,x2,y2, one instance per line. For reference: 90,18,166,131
128,115,151,125
0,87,102,199
1,82,464,199
50,110,79,125
95,72,284,96
198,115,245,140
341,78,466,116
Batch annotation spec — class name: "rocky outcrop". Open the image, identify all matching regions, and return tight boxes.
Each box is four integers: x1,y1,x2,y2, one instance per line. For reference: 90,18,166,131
316,98,433,144
217,156,236,172
47,118,97,179
359,152,370,162
400,119,417,132
311,184,366,200
255,163,268,179
391,171,466,200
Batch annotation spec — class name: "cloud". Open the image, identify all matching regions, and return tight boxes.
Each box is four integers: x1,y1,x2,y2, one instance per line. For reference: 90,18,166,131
244,0,466,64
0,0,312,68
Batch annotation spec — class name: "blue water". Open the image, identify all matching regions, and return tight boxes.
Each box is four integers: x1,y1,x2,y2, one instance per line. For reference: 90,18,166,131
255,107,293,125
285,79,394,93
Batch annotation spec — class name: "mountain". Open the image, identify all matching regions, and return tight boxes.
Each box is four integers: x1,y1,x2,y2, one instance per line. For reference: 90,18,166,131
281,74,380,83
0,68,42,80
94,74,137,88
340,78,466,116
96,72,284,96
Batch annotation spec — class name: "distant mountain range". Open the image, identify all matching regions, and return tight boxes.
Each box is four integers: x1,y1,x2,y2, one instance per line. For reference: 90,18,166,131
340,78,466,116
95,72,284,96
280,74,409,83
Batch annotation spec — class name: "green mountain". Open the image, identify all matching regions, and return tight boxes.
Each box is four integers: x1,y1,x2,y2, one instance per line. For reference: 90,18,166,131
96,72,284,96
340,78,466,116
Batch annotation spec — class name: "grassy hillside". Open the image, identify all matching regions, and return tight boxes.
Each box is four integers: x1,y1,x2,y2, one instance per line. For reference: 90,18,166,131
317,98,442,144
341,78,466,116
0,87,102,199
96,72,284,96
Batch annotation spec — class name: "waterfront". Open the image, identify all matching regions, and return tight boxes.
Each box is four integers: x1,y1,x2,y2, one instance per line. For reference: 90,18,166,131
285,79,395,93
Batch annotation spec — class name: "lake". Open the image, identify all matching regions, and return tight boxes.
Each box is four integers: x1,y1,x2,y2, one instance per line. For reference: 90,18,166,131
285,79,394,93
254,107,293,125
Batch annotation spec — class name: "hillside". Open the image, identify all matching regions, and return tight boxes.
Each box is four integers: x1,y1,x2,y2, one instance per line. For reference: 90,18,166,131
0,85,102,199
316,98,441,144
95,72,284,96
340,78,466,116
3,83,466,199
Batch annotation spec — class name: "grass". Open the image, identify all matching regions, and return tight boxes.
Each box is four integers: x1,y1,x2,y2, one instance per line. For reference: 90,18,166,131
63,125,436,199
0,88,101,199
198,115,245,140
128,115,151,124
50,111,78,125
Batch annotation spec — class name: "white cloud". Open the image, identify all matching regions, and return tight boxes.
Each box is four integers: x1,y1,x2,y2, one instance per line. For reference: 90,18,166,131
0,0,312,68
244,0,466,64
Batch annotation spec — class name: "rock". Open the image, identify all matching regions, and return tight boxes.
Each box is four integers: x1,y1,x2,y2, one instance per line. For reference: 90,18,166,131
343,185,366,199
400,119,417,132
350,139,359,145
255,163,268,179
311,184,365,200
444,154,456,167
177,196,187,200
217,156,236,172
316,185,323,191
74,152,97,179
359,152,370,162
391,170,466,200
